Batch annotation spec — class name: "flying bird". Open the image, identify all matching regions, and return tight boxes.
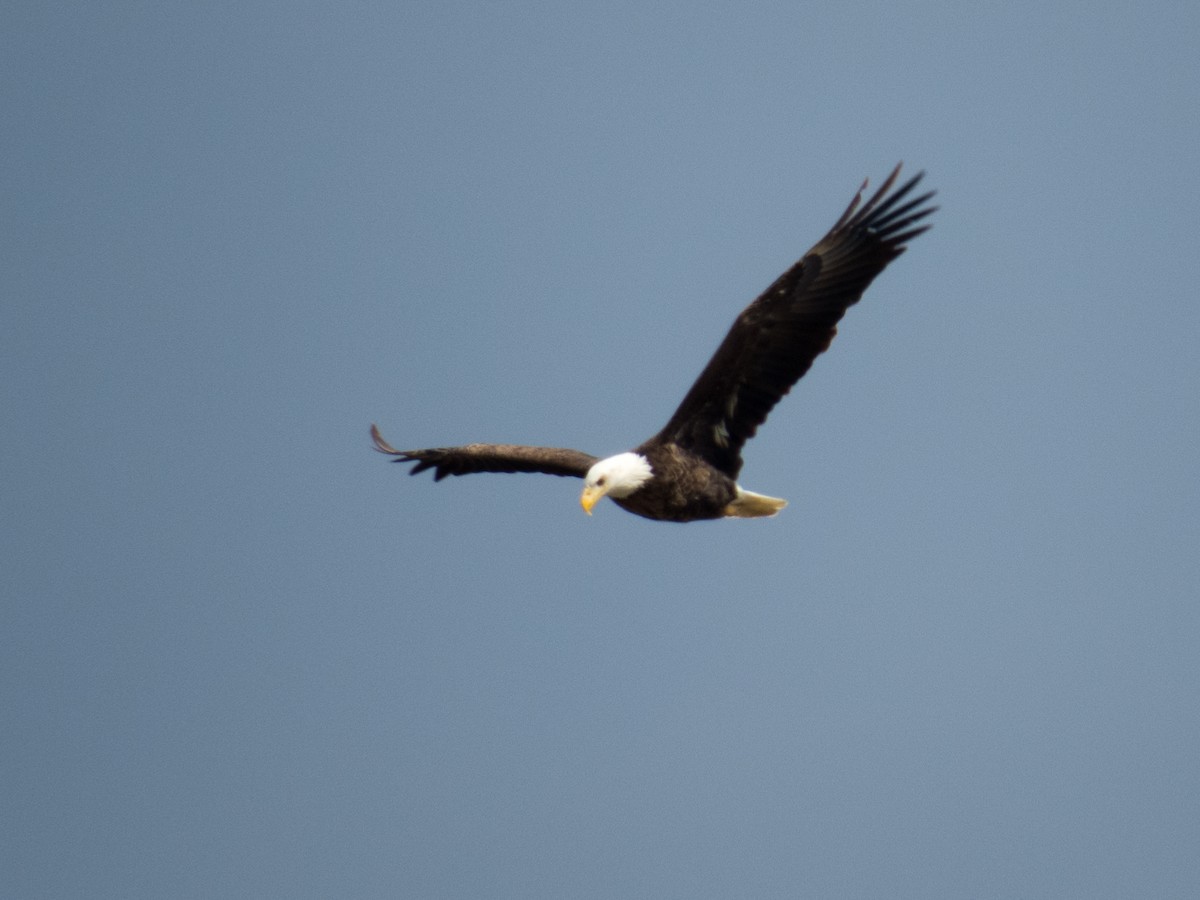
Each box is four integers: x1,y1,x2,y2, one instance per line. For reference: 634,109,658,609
372,165,934,522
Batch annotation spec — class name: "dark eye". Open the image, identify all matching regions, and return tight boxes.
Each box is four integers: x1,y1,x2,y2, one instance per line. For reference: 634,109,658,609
597,476,606,486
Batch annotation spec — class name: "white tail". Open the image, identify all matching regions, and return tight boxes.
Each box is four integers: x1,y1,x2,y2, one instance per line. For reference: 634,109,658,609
724,487,788,518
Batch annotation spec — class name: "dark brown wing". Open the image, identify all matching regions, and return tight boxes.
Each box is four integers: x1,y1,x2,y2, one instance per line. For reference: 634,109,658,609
647,164,935,477
371,424,597,480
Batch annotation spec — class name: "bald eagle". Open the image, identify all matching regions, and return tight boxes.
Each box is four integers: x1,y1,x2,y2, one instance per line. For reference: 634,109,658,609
372,165,935,522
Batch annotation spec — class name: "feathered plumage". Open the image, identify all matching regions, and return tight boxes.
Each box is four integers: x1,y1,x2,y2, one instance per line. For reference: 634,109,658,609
372,164,935,522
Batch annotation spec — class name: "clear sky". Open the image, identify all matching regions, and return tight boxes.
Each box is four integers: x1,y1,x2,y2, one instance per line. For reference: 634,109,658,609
4,2,1199,897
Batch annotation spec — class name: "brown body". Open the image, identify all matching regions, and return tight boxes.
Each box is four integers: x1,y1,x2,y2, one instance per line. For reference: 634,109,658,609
613,443,738,522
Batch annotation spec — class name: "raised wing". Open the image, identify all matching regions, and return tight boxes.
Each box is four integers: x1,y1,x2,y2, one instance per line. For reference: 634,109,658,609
649,164,935,477
371,424,597,480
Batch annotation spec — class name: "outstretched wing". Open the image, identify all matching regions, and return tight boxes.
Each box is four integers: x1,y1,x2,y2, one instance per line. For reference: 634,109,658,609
371,424,597,480
648,164,935,477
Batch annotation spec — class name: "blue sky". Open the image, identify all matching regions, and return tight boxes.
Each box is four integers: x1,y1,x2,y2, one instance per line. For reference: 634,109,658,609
4,2,1199,897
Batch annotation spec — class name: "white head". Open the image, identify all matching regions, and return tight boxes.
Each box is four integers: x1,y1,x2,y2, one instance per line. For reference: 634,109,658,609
580,453,653,514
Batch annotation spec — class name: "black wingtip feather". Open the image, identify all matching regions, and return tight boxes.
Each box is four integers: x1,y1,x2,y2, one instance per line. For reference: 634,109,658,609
872,191,936,232
848,170,936,257
371,423,436,475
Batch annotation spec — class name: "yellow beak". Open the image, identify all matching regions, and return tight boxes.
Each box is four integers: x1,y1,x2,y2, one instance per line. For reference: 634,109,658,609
580,485,603,515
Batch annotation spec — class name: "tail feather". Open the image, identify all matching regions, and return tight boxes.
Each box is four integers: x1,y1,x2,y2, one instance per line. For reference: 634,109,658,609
724,487,788,518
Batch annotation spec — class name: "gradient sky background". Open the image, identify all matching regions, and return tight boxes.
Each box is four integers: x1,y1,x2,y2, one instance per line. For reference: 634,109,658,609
4,3,1199,897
